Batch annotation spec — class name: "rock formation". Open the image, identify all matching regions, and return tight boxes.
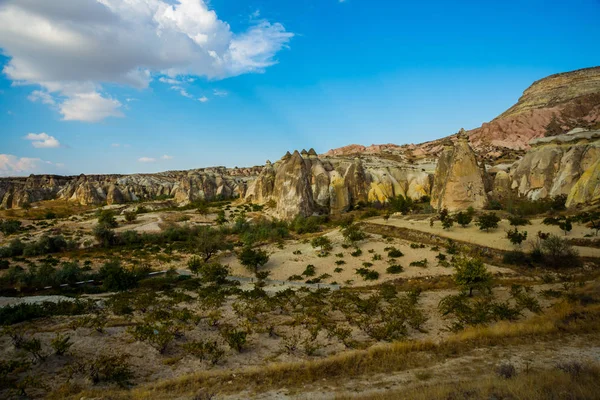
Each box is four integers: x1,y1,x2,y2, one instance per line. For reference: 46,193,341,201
510,129,600,200
430,130,488,211
0,167,261,209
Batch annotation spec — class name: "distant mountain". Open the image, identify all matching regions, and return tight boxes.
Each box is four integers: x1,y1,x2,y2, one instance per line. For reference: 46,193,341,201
325,66,600,163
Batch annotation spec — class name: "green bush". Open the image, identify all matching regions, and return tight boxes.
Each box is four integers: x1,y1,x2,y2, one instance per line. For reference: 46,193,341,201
476,212,501,231
302,264,316,276
387,248,404,258
0,219,22,235
386,265,404,274
50,333,73,355
98,261,142,291
453,256,493,296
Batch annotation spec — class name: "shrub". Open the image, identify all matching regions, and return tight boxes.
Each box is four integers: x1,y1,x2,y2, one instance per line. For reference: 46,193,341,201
372,254,382,261
558,218,573,236
508,214,530,226
98,261,140,291
0,300,96,325
386,265,404,274
441,216,454,230
506,228,528,247
97,210,118,228
128,323,176,354
21,337,46,362
302,264,316,276
334,267,344,273
388,195,414,214
341,224,366,244
0,219,22,235
350,248,362,257
221,327,247,352
50,333,73,356
183,340,225,364
80,354,133,386
187,256,203,275
387,248,404,258
198,263,230,284
476,212,501,231
311,235,333,254
453,256,493,296
503,250,529,266
455,211,472,228
93,224,117,247
335,260,346,266
238,247,269,273
409,259,428,268
540,234,581,268
124,211,137,222
355,268,379,280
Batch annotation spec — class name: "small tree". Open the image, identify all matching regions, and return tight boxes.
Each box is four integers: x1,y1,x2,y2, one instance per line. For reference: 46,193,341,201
196,227,225,262
198,263,230,284
441,216,454,230
215,210,228,225
97,210,118,228
187,256,203,275
196,201,209,219
124,211,137,223
558,218,572,236
341,224,366,245
508,214,530,226
455,211,472,228
453,257,493,296
476,212,501,232
238,247,269,273
311,236,332,253
50,333,73,356
506,228,528,247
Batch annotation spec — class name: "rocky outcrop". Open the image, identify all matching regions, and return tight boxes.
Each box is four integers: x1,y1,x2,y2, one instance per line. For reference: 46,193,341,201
244,149,433,218
0,166,261,209
510,129,600,200
430,131,488,211
271,151,315,220
566,157,600,207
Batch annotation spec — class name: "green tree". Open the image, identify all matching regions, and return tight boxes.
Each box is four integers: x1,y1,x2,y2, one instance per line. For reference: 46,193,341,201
455,211,472,228
311,236,333,253
93,224,117,247
558,218,572,236
124,211,137,223
506,228,528,247
341,224,366,245
50,333,73,356
198,263,230,284
195,227,225,262
215,209,228,225
476,212,501,231
453,257,493,297
238,247,269,273
97,210,118,228
98,261,138,291
441,216,454,230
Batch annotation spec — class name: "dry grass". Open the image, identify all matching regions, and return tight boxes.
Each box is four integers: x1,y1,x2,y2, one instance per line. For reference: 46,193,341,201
337,364,600,400
58,285,600,400
0,199,96,220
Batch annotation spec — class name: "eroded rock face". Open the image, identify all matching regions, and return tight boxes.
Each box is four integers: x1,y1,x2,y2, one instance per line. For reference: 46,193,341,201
244,149,434,218
567,158,600,207
0,167,261,209
510,129,600,200
430,133,488,211
271,151,315,220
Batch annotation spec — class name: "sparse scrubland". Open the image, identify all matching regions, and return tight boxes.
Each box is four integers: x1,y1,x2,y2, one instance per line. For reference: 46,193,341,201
0,196,599,399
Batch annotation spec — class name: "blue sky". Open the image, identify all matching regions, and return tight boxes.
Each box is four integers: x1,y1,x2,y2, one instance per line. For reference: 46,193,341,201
0,0,599,176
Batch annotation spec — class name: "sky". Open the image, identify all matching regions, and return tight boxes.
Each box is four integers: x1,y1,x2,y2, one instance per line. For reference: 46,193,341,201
0,0,599,176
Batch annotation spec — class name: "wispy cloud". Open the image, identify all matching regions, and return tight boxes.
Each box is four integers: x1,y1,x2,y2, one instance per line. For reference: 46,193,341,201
198,96,209,103
161,155,173,160
213,89,228,97
138,157,156,163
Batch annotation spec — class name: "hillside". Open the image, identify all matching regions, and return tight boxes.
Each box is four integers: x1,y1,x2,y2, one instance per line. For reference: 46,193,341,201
325,66,600,162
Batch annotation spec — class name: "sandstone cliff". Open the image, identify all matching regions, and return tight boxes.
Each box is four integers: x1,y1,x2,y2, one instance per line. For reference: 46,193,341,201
510,129,600,201
430,132,488,211
0,167,261,209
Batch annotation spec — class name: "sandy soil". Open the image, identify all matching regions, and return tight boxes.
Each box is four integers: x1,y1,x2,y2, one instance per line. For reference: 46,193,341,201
369,216,600,258
220,230,516,288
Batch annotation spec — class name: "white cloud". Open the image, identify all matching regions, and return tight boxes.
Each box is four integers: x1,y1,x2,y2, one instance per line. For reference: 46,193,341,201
60,92,123,122
28,90,56,105
0,0,293,122
111,143,120,147
198,96,209,103
23,132,61,148
0,154,63,176
138,157,157,163
213,89,228,97
161,155,173,160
